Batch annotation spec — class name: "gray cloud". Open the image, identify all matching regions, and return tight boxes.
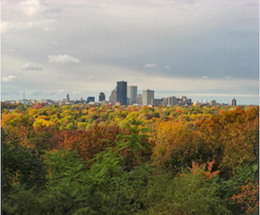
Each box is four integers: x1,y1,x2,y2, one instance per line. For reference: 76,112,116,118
1,0,259,104
72,90,81,95
1,91,18,96
2,75,18,82
22,62,43,70
46,92,56,95
31,91,44,96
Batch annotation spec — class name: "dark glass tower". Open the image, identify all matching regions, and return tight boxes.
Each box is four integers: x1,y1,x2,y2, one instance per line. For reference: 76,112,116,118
117,81,127,105
87,97,95,103
99,92,105,101
232,98,237,106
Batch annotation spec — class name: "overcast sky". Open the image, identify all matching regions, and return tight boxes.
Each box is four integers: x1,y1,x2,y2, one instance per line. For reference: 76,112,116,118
1,0,259,105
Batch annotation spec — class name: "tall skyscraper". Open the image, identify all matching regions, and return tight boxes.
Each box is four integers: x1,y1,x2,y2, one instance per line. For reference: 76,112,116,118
127,86,137,105
232,98,237,106
142,89,154,106
99,92,105,101
117,81,127,105
109,87,117,104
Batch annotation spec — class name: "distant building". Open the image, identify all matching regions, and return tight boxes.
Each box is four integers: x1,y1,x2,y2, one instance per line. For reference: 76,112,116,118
186,99,192,106
151,98,163,106
74,98,86,104
143,89,154,106
87,97,95,103
136,94,143,105
30,99,37,104
168,96,178,106
99,92,105,101
17,99,33,106
202,99,208,104
162,98,167,106
117,81,127,105
210,100,217,106
127,86,137,105
62,94,70,104
109,87,117,104
193,101,200,106
232,98,237,106
39,99,54,105
2,100,17,105
161,95,192,106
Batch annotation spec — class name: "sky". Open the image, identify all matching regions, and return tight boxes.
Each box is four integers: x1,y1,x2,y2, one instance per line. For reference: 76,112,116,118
1,0,259,105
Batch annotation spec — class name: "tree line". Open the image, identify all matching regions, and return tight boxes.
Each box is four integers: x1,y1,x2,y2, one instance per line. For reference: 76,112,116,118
1,104,259,214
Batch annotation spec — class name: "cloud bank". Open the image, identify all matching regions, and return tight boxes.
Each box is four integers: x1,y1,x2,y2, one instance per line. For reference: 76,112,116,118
2,75,18,82
48,54,80,63
22,62,43,70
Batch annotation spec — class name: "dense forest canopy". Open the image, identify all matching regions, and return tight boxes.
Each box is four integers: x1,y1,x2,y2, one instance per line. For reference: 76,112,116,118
1,104,259,215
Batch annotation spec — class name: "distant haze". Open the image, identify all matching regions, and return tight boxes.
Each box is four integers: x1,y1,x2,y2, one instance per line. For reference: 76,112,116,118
1,0,259,105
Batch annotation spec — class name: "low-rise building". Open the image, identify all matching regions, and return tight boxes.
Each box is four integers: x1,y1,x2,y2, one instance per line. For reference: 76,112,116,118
87,97,95,103
151,98,163,106
210,100,217,106
136,94,143,105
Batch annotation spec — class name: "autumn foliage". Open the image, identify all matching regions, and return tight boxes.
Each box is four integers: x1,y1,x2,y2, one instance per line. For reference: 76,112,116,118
1,104,259,214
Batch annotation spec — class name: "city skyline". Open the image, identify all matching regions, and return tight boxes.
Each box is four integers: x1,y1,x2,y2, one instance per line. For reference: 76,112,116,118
0,83,257,106
1,0,259,105
3,83,242,107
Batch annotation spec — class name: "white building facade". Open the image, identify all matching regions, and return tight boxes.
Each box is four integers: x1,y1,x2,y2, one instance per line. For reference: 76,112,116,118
127,86,137,105
142,89,154,106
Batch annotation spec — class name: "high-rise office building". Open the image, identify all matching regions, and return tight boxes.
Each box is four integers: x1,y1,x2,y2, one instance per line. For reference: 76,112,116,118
99,92,105,101
232,98,237,106
127,86,137,105
109,88,117,104
142,89,154,106
117,81,127,105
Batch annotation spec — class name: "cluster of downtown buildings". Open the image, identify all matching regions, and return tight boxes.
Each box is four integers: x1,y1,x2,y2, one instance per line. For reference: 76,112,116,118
109,81,193,107
2,80,237,107
85,81,236,107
